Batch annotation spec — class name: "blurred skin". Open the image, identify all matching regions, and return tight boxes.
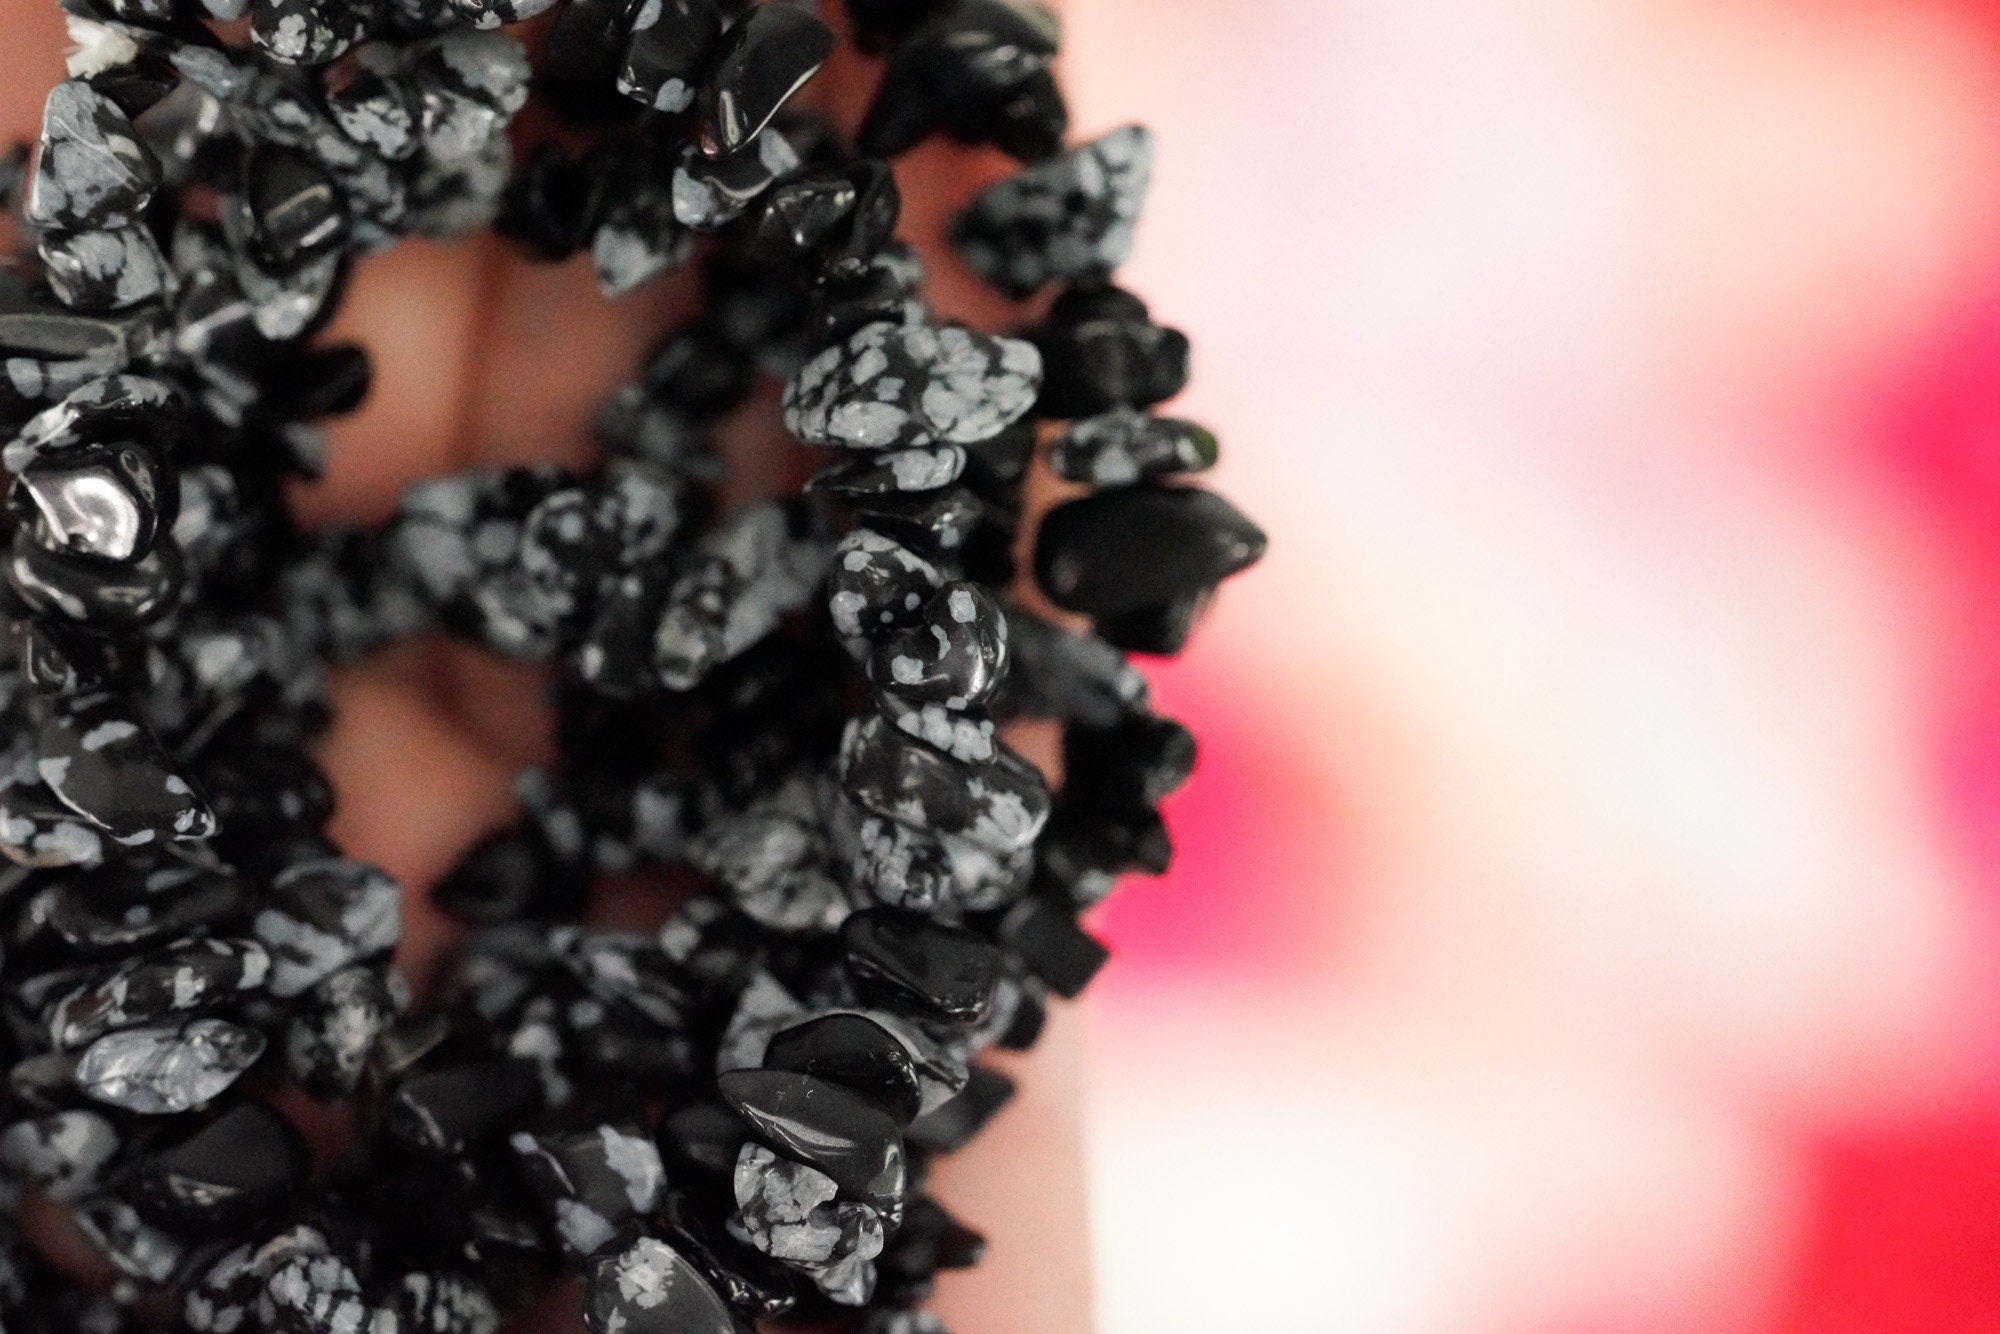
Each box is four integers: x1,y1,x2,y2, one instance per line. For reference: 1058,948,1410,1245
0,3,1095,1330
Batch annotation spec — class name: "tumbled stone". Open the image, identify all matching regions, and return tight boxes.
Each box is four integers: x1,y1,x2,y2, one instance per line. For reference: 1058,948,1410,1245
1034,484,1265,618
1047,408,1217,486
785,321,1041,451
75,1018,265,1114
696,2,835,159
583,1235,738,1334
252,856,400,998
123,1101,309,1233
25,82,159,232
840,908,1001,1025
953,125,1154,297
39,227,173,312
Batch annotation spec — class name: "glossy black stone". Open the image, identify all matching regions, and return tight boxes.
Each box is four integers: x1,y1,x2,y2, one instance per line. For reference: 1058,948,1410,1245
9,529,184,630
858,0,1063,160
880,1193,985,1289
659,1099,748,1179
13,441,169,563
1065,711,1196,807
718,1068,907,1218
497,145,607,261
50,936,270,1050
384,1060,540,1157
25,81,159,232
996,895,1107,997
840,908,1001,1025
123,1101,310,1233
618,0,723,113
696,2,836,159
1035,484,1265,618
673,128,798,232
584,1236,739,1334
235,146,348,273
1032,286,1191,417
765,1013,924,1125
1095,591,1206,656
661,1189,799,1319
746,162,901,279
904,1063,1012,1153
30,691,214,844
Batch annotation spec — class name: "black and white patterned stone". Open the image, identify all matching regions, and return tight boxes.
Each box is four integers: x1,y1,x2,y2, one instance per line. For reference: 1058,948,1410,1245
38,227,173,313
252,856,400,999
412,31,532,163
784,321,1041,451
31,853,246,954
838,714,1048,854
810,447,966,500
327,67,420,162
728,1142,848,1264
262,1249,378,1334
827,529,941,640
696,1,835,159
31,692,214,844
74,1017,265,1114
49,936,271,1051
283,963,395,1100
5,372,180,469
673,128,797,231
0,1108,118,1201
594,173,695,298
858,0,1063,160
394,1272,500,1334
1034,484,1266,618
582,1235,739,1334
653,502,829,690
616,0,722,112
765,1013,923,1126
869,582,1007,712
952,125,1154,297
689,803,849,934
232,250,342,342
72,1194,184,1283
123,1101,309,1234
0,767,106,866
249,0,369,65
15,442,170,563
448,0,559,30
384,1059,540,1157
853,490,989,564
7,523,184,629
840,908,1001,1026
510,1123,666,1257
718,1068,907,1216
847,812,955,912
25,81,159,232
1047,408,1217,486
716,970,809,1074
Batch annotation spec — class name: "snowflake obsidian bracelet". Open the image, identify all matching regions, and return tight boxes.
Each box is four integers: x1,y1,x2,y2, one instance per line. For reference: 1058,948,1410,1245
0,0,1264,1328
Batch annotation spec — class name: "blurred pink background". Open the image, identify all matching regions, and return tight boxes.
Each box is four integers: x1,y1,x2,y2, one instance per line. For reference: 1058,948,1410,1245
1059,1,2000,1329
